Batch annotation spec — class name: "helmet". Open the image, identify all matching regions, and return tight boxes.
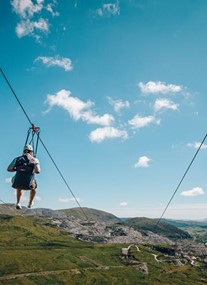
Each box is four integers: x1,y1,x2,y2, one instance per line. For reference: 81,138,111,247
24,144,33,152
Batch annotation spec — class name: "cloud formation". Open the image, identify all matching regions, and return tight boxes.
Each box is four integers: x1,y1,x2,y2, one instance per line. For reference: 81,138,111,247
35,56,73,71
45,89,114,126
11,0,44,18
46,3,59,16
16,18,49,38
180,187,205,197
96,1,120,17
154,98,179,112
138,81,182,95
119,201,128,207
128,115,160,129
45,78,190,143
187,142,207,150
134,156,151,168
11,0,58,39
89,126,128,143
108,97,130,113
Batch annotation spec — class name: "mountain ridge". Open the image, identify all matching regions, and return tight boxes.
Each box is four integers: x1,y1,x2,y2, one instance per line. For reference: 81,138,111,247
0,204,194,243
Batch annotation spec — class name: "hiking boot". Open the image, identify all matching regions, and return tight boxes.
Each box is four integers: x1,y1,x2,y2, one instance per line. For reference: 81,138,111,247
16,203,22,210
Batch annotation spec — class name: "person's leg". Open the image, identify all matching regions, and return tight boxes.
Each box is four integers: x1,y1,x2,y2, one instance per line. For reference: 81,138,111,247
28,189,36,208
16,189,23,204
16,189,23,209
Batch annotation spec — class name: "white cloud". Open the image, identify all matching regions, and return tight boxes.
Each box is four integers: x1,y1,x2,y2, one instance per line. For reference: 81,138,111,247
89,126,128,143
35,56,73,71
103,2,120,15
138,81,182,95
46,4,59,16
84,113,114,125
119,201,128,207
11,0,44,18
45,89,114,126
153,98,179,112
180,187,205,197
134,156,151,168
108,97,130,113
16,18,49,38
128,115,160,129
187,142,207,150
96,1,120,17
11,0,58,39
58,197,80,203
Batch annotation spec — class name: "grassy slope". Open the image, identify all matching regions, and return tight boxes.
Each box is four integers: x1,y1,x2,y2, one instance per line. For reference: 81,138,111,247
0,215,206,285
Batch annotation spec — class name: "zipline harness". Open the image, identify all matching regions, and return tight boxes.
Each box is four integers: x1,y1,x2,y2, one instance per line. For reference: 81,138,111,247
11,125,41,191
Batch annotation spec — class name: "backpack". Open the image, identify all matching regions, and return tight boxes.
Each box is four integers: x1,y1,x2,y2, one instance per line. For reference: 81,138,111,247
12,155,36,190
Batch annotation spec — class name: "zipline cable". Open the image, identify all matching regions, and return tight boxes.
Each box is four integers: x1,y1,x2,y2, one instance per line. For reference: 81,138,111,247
0,67,87,220
154,133,207,230
39,137,87,219
0,68,33,125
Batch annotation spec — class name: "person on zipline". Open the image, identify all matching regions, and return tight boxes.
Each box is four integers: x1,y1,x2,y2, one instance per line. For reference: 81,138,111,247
7,144,41,210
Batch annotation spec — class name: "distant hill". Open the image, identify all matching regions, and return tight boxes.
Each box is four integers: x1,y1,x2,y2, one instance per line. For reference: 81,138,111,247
123,217,192,240
0,204,121,224
56,207,121,224
0,204,197,240
0,204,65,218
164,219,207,229
164,219,207,244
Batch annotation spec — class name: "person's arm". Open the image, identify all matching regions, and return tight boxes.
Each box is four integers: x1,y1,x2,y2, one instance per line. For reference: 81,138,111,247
34,158,41,174
7,158,17,172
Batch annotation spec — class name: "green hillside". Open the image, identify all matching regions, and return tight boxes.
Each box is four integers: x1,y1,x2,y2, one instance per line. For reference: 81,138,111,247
123,217,192,240
0,214,206,285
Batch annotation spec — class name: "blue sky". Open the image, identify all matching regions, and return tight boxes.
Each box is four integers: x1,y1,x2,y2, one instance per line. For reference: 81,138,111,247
1,0,207,220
